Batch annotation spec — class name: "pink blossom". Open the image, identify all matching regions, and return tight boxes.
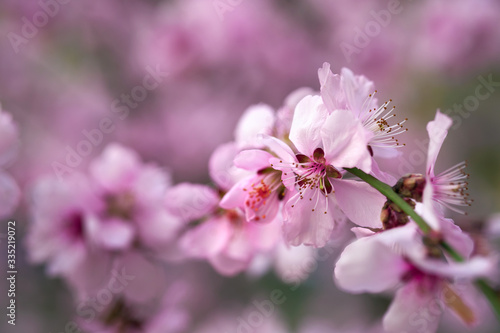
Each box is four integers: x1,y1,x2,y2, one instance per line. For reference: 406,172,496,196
335,222,495,333
75,253,185,333
318,63,408,152
87,143,183,251
208,103,277,192
219,96,316,224
180,208,281,276
220,150,283,224
262,92,386,246
318,63,405,185
160,182,221,261
180,106,285,275
421,111,472,230
26,174,100,277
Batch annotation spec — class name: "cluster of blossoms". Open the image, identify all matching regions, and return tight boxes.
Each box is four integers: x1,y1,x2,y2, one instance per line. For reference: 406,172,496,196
25,63,499,333
218,64,498,332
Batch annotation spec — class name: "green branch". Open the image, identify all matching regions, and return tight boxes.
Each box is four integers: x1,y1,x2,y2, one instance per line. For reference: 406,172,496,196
344,167,500,322
345,167,431,233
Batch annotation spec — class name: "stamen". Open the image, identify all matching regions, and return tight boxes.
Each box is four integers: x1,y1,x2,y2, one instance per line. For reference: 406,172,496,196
276,150,339,215
432,161,473,214
358,92,408,148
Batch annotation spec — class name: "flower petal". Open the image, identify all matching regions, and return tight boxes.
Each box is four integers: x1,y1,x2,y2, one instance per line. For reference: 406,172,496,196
416,188,441,231
209,252,251,276
133,165,171,203
90,144,141,191
283,190,336,247
426,111,453,177
383,281,441,333
260,134,296,163
87,216,135,250
370,158,397,186
440,218,474,259
234,149,274,171
248,217,282,250
318,62,344,112
334,179,385,228
209,141,250,191
350,227,376,239
289,95,328,157
235,104,275,148
165,183,219,221
411,256,496,280
334,235,407,293
137,210,184,247
321,110,372,171
340,67,376,118
219,177,249,210
180,216,232,258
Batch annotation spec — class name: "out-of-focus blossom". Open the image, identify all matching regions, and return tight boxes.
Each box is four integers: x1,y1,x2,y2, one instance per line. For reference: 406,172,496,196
27,173,100,276
27,143,180,292
87,143,183,251
75,260,186,333
0,108,18,164
0,108,20,218
180,207,282,276
415,0,500,75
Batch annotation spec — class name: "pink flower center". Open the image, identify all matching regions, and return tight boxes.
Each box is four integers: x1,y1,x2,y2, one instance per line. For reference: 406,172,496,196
292,148,341,196
243,171,283,222
105,191,135,220
66,212,84,241
245,180,271,210
280,148,342,214
402,261,441,293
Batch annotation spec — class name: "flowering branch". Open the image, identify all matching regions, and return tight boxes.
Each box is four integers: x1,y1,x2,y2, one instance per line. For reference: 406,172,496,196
345,167,432,234
345,167,500,322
